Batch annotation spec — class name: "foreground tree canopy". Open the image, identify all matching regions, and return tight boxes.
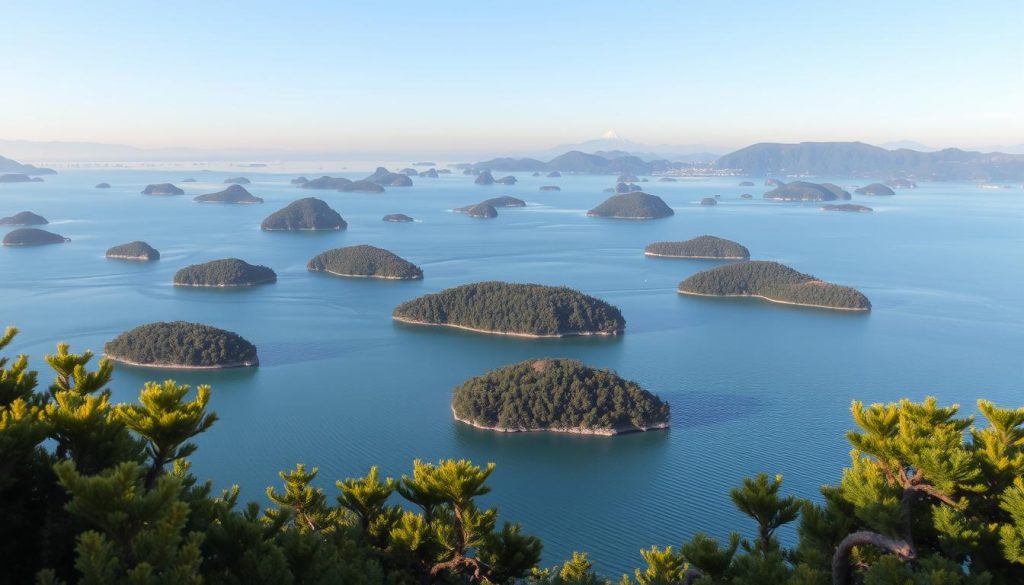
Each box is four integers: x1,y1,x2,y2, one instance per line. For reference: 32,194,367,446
1,326,1022,584
393,281,626,337
678,260,872,311
452,358,670,435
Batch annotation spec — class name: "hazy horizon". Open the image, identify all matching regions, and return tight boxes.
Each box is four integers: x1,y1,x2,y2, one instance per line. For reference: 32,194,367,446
2,1,1022,157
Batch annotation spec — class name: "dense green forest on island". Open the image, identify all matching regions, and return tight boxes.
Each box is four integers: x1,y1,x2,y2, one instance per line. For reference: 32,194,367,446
587,192,674,219
393,282,625,337
1,327,1023,584
173,258,277,287
645,236,750,259
451,358,669,434
105,240,160,261
307,245,423,280
678,261,871,310
103,321,258,367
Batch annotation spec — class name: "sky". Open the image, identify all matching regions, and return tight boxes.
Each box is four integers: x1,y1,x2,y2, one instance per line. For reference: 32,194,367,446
1,0,1022,156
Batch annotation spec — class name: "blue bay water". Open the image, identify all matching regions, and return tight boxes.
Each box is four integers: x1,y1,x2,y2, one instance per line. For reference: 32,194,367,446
1,169,1021,576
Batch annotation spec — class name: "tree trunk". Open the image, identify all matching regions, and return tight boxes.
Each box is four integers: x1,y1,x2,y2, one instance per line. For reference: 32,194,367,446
831,531,915,585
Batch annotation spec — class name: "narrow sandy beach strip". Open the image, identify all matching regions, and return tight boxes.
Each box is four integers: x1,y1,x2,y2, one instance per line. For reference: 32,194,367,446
392,316,622,338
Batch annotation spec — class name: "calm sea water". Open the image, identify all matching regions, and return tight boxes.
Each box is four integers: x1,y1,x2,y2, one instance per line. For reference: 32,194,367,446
1,168,1021,575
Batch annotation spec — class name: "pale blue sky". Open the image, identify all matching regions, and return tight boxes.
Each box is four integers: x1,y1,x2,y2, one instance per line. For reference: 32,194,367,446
2,1,1021,154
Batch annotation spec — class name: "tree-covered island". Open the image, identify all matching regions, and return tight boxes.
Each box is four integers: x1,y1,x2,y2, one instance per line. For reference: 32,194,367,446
451,358,669,435
103,321,258,368
393,281,625,337
307,245,423,280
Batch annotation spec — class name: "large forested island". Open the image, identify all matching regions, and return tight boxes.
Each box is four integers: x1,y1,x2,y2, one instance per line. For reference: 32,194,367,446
173,258,277,287
678,260,871,311
261,197,346,231
307,245,423,280
106,241,160,261
2,228,69,246
0,211,48,225
451,358,670,435
393,281,625,337
193,184,264,204
455,196,525,214
587,192,674,219
104,321,258,368
645,236,750,259
141,183,184,195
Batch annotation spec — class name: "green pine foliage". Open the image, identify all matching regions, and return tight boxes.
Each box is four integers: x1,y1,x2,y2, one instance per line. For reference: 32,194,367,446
2,326,1023,584
103,321,258,367
450,358,670,433
393,281,626,336
677,260,872,310
307,245,423,279
173,258,277,287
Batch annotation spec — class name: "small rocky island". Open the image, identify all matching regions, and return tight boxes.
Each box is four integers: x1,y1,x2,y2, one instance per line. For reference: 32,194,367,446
383,213,414,222
365,167,413,187
456,196,525,213
461,203,498,218
420,168,439,178
547,171,561,177
587,192,674,219
261,197,347,231
494,175,517,185
658,177,678,182
885,178,917,189
95,182,111,189
740,193,753,199
181,178,197,183
700,197,717,206
739,181,755,186
2,228,69,246
173,258,277,287
474,170,495,185
224,177,251,184
763,181,850,201
141,183,184,196
342,180,385,193
677,260,871,311
0,173,43,183
307,245,423,280
301,176,352,189
451,358,670,435
194,184,264,204
290,176,309,185
0,211,48,225
855,183,896,196
104,321,258,369
393,281,625,337
540,185,561,191
645,236,750,259
106,241,160,261
822,204,873,213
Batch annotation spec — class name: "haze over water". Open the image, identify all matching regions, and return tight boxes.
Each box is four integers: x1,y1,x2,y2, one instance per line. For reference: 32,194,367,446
1,170,1021,575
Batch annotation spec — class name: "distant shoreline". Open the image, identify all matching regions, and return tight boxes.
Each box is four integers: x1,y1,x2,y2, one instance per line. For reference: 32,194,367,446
173,278,276,288
392,316,622,338
452,408,668,436
104,354,259,369
317,269,421,280
645,252,747,260
676,289,870,312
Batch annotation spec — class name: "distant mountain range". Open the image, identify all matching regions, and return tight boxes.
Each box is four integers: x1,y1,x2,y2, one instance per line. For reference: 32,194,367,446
0,154,56,175
471,150,681,175
714,142,1024,181
535,131,721,163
